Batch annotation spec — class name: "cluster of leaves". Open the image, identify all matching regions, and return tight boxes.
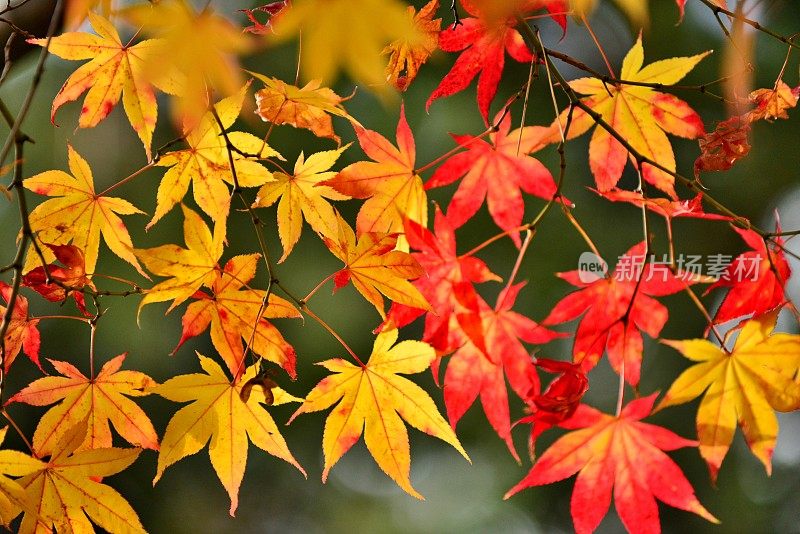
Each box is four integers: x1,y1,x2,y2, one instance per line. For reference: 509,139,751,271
0,0,798,532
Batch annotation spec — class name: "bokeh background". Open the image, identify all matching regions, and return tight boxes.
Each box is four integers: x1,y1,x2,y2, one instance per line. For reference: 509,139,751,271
1,0,799,532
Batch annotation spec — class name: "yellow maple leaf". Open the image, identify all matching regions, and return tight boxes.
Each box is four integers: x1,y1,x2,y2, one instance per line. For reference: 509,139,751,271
31,13,166,159
0,428,39,528
658,311,800,481
251,71,358,143
149,83,279,227
382,0,441,91
7,354,158,457
14,424,145,534
23,144,146,277
323,213,431,319
136,204,225,315
271,0,421,87
557,35,709,198
121,0,252,121
153,352,305,516
253,146,351,262
289,329,469,499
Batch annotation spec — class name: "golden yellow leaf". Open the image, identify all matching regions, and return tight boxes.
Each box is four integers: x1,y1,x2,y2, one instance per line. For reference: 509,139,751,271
289,329,469,498
23,144,146,278
136,204,225,315
153,353,305,516
148,84,279,228
658,311,800,481
15,424,145,534
271,0,421,88
253,146,351,262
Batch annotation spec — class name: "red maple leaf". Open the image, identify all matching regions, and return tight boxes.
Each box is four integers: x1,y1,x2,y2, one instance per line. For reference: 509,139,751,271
543,242,689,386
383,207,500,354
0,282,41,372
22,244,93,316
505,394,718,534
707,224,791,324
426,1,533,123
518,357,588,449
443,283,564,459
425,112,559,245
596,189,732,222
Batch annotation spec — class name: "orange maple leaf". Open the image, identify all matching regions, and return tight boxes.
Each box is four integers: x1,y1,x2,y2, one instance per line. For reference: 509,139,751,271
506,394,718,534
289,329,469,499
13,423,146,533
382,0,441,91
153,352,305,516
23,144,146,278
251,71,357,143
323,104,427,244
175,254,301,381
323,213,431,319
31,13,166,159
7,354,158,457
0,283,40,373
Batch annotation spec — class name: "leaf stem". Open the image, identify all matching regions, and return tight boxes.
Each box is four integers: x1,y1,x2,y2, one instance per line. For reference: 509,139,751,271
302,305,365,367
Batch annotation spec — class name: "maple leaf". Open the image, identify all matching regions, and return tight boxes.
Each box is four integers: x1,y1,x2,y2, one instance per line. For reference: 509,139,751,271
426,0,533,123
153,352,305,516
443,283,564,459
425,112,559,245
175,254,301,381
0,283,40,373
7,354,158,457
253,146,351,262
271,0,420,87
31,13,166,158
506,394,718,534
746,79,800,122
706,225,791,324
121,0,252,121
22,243,93,316
0,427,40,527
596,189,732,221
23,144,146,278
13,423,145,534
251,72,357,144
658,311,800,481
323,213,431,319
544,242,689,386
323,104,427,243
148,84,279,228
518,358,589,448
289,329,469,499
136,204,225,314
383,207,500,355
240,1,289,34
382,0,441,91
694,115,752,177
560,35,709,197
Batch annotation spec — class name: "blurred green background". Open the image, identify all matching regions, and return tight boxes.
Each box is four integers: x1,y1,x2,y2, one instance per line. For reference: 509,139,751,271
1,0,799,532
